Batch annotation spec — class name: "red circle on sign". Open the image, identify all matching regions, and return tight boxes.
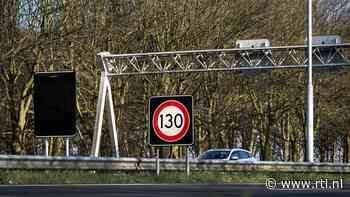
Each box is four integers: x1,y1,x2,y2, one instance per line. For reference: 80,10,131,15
152,100,190,142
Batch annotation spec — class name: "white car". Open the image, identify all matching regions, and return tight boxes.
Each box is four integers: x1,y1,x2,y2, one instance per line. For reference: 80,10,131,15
198,148,256,162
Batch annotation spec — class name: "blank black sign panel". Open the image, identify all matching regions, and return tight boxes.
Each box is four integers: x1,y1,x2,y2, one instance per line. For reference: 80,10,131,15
34,71,76,137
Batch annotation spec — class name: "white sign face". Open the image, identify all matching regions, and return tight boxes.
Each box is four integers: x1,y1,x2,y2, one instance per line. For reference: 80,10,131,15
157,105,185,136
152,100,190,142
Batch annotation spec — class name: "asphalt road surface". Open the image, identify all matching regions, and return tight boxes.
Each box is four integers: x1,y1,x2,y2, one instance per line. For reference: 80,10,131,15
0,184,349,197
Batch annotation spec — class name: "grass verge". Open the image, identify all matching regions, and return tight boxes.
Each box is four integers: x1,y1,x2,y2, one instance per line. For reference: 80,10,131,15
0,170,349,185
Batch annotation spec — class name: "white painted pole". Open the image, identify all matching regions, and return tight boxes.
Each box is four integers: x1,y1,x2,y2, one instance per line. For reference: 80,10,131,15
65,138,70,157
307,0,314,162
156,148,160,176
106,78,119,158
186,146,190,176
45,138,49,157
91,72,108,157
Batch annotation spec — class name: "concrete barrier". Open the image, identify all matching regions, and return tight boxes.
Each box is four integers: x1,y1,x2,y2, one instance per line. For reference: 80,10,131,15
0,155,350,173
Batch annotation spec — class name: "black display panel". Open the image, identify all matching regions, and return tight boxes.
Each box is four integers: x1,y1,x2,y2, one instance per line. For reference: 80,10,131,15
34,71,76,137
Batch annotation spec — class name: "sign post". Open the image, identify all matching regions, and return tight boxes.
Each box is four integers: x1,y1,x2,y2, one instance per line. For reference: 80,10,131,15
65,137,70,157
44,138,49,157
149,95,194,176
186,146,190,176
156,148,160,176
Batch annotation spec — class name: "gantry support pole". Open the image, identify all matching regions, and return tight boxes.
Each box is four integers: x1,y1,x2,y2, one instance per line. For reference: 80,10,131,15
91,52,119,157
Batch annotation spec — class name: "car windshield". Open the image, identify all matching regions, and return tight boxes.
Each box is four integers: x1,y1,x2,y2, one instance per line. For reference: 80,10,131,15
199,150,231,159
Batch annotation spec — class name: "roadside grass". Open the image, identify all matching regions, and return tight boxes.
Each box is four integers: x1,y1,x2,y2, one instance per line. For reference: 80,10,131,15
0,170,349,185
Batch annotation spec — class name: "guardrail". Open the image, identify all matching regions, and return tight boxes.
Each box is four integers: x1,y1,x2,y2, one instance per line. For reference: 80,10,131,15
1,155,350,173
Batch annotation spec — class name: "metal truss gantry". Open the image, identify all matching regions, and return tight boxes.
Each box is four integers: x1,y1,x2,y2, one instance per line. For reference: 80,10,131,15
91,44,350,157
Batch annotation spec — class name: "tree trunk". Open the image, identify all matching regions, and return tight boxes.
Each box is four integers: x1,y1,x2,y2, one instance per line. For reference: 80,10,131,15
319,136,325,162
343,132,350,163
282,115,290,161
263,128,272,160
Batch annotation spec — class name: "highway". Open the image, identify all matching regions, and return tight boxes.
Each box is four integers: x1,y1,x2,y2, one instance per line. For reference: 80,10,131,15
0,184,349,197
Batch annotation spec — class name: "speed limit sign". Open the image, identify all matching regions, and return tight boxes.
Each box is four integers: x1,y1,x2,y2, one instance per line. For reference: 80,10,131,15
149,96,193,146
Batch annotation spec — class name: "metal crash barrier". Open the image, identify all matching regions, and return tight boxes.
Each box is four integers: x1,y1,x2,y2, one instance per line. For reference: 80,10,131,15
1,155,350,173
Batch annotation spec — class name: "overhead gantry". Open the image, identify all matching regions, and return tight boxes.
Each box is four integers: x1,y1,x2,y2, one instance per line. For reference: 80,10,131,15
91,36,350,158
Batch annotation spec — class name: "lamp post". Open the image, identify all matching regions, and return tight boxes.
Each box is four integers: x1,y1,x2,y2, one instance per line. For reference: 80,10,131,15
306,0,314,162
